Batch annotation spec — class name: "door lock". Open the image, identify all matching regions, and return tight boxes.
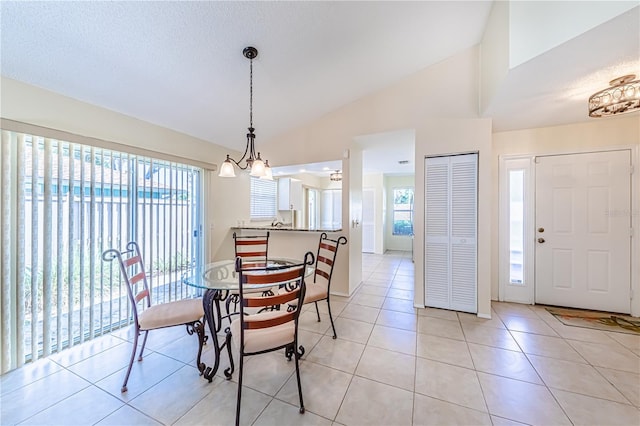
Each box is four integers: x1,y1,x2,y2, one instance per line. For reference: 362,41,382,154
537,237,545,243
537,227,544,233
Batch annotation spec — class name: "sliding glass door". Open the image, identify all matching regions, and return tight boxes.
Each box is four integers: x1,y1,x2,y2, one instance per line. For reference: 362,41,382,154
1,130,204,373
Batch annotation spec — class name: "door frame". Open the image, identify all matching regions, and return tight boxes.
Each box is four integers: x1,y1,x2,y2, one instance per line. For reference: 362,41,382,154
498,145,640,316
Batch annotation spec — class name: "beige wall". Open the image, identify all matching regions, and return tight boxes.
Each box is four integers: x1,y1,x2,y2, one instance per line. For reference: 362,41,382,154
414,119,493,318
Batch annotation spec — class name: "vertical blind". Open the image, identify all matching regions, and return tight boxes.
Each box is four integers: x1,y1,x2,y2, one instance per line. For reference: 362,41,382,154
0,130,203,373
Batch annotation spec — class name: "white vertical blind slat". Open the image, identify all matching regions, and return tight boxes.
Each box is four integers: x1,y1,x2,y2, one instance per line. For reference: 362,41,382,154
169,163,174,302
43,138,53,356
16,134,25,367
98,148,104,335
89,147,96,339
149,159,155,303
30,137,40,361
79,146,86,343
68,142,75,349
56,141,64,350
108,151,115,333
1,130,13,372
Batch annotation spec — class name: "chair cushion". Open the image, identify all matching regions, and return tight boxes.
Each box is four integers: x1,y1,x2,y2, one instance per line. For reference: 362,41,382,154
303,282,328,304
230,311,295,354
138,298,204,330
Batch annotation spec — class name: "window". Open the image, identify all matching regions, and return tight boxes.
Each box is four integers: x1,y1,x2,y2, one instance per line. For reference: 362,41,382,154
250,177,276,220
499,156,533,305
392,188,414,235
509,170,524,284
1,130,203,373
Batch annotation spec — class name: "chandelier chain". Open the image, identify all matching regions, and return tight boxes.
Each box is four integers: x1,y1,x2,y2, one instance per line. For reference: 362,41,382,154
249,56,253,129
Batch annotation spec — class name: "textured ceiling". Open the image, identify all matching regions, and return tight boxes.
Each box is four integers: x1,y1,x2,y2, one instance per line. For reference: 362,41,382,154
1,1,638,176
0,1,491,150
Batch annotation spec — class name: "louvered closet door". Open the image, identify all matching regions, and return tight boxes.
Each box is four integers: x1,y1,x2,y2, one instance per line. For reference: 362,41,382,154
425,154,477,313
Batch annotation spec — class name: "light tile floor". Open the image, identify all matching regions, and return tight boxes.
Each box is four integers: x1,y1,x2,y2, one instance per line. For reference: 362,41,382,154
2,251,640,425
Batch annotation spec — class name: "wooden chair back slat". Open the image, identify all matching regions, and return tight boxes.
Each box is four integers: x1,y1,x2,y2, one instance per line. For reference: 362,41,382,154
319,242,337,252
243,288,300,308
130,271,146,285
243,312,296,330
124,255,142,267
315,269,330,280
317,255,333,267
242,266,304,285
236,239,268,246
135,289,150,303
236,251,267,258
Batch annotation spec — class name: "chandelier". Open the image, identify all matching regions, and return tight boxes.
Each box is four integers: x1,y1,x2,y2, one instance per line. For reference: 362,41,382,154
218,46,272,179
330,170,342,181
588,74,640,118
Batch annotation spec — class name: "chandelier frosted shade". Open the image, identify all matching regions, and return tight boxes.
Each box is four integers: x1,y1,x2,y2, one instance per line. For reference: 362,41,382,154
250,156,266,177
260,160,273,180
219,156,236,177
330,171,342,181
589,74,640,117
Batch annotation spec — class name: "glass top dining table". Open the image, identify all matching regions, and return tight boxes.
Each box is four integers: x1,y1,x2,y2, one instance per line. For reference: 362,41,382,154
182,258,315,291
181,257,314,383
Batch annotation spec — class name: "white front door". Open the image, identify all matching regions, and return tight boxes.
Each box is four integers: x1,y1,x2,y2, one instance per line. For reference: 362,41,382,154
535,150,631,313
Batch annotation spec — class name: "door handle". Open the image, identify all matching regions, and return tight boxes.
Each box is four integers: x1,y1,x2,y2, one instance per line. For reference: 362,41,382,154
537,227,544,233
537,238,545,243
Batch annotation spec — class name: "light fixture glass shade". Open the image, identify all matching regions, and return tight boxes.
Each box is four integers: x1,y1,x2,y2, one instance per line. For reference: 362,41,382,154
218,158,236,177
250,157,266,177
589,74,640,117
330,171,342,181
260,161,273,180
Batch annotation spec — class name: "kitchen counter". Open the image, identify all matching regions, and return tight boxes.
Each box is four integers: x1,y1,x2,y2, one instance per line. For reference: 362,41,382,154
231,226,342,233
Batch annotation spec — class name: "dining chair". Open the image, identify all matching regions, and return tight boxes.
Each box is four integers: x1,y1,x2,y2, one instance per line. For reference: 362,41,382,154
228,251,314,426
233,231,270,263
228,231,273,316
102,241,206,393
305,232,348,339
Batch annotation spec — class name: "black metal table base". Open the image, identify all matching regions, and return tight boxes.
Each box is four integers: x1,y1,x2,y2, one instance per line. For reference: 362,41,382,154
199,289,235,382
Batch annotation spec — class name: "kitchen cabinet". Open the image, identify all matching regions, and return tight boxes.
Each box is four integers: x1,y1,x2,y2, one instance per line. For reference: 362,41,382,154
278,177,303,210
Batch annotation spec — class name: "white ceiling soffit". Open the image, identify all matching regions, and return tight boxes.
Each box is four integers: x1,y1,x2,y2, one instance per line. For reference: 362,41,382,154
271,160,343,178
356,129,416,176
487,7,640,131
0,1,491,153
